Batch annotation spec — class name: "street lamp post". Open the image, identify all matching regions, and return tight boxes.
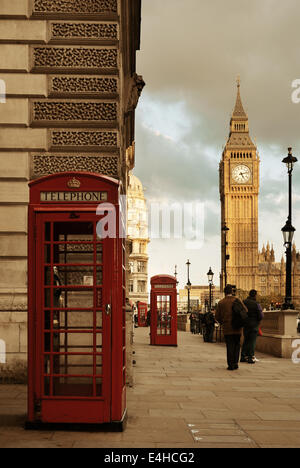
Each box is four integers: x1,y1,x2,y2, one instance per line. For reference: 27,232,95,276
186,260,191,314
222,225,230,288
207,267,214,311
174,264,179,304
174,265,178,285
281,147,298,310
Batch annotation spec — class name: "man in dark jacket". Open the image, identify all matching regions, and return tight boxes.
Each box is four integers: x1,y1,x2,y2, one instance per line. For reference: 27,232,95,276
241,290,264,364
216,285,248,370
189,313,197,334
203,309,216,342
146,309,151,327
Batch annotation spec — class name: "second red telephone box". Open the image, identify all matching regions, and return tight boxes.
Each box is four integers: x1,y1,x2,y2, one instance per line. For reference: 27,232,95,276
150,275,178,347
137,302,148,327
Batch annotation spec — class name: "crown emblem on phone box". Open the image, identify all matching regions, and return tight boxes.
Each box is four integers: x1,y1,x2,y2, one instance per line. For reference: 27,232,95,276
67,178,81,189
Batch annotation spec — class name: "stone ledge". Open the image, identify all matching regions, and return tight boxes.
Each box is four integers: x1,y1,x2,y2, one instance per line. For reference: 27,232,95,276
256,334,299,359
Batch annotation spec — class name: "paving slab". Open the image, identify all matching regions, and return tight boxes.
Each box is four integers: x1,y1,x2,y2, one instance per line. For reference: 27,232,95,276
236,420,300,431
179,400,227,410
246,431,300,446
254,411,300,421
1,328,300,448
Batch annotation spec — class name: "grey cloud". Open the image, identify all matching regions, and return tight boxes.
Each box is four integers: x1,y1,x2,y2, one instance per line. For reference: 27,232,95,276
135,117,219,202
137,0,300,148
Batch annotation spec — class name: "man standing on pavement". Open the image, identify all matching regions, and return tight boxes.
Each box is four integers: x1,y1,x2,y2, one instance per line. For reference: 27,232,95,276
216,284,248,371
241,290,264,364
203,308,216,343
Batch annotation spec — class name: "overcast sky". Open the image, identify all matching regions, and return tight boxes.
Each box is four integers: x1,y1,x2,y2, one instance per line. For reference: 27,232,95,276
134,0,300,290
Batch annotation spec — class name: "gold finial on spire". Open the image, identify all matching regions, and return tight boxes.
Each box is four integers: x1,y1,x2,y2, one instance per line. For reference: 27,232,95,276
237,75,241,89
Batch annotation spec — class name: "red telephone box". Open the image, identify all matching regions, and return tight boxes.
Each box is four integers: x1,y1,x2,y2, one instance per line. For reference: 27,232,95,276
27,172,126,430
150,275,178,347
137,302,148,327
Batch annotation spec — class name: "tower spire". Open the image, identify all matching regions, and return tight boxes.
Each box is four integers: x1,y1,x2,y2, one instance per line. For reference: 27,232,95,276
233,77,247,119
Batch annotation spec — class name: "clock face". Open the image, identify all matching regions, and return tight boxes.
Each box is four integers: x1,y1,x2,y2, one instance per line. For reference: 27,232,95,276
232,165,251,184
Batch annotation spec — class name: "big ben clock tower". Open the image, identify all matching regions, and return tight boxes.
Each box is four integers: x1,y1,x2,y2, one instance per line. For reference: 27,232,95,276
220,80,260,292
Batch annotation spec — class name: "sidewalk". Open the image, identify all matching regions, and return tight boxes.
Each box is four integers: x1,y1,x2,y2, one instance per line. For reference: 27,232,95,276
1,328,300,448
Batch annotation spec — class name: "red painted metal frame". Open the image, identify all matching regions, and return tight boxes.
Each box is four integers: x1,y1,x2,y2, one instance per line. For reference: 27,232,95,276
27,172,126,426
137,302,148,327
150,275,178,347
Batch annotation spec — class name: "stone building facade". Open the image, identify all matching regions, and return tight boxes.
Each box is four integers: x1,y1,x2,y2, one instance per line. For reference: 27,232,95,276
127,173,149,306
257,243,300,307
0,0,143,372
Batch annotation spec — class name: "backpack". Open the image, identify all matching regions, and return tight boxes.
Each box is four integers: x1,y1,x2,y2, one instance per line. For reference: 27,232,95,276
231,299,248,330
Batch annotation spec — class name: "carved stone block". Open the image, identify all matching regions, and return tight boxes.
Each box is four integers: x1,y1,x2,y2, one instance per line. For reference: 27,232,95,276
49,129,118,151
49,75,118,97
32,46,118,72
32,153,118,178
32,0,118,15
31,100,118,126
50,21,118,43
